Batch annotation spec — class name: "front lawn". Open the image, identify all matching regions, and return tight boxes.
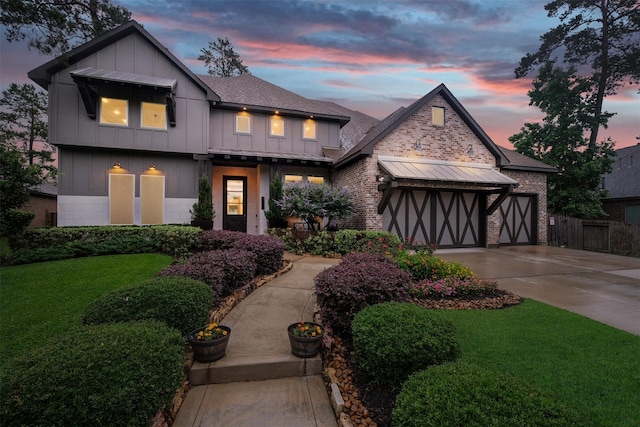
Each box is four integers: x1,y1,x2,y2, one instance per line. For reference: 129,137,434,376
0,253,173,372
431,300,640,426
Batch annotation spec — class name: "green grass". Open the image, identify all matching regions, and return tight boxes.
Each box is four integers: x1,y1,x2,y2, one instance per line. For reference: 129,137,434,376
0,254,173,371
431,300,640,426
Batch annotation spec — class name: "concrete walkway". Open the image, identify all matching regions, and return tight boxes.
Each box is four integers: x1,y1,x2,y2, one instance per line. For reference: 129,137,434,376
173,254,341,427
174,246,640,426
437,245,640,336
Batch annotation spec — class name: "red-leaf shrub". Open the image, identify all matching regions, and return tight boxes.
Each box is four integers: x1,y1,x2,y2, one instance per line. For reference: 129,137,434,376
314,253,412,336
199,230,246,251
411,276,499,299
189,250,257,296
232,234,285,275
158,249,257,298
157,259,225,298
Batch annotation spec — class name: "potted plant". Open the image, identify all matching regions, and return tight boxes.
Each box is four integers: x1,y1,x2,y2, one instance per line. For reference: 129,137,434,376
287,321,323,358
264,174,288,228
188,322,231,363
190,174,215,230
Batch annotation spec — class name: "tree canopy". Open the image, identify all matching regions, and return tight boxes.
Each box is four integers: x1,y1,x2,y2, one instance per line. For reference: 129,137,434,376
198,37,250,77
510,62,615,218
0,0,131,56
515,0,640,148
0,83,56,214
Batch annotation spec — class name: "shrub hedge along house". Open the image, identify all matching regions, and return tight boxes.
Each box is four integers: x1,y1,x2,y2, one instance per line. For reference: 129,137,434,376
29,20,555,248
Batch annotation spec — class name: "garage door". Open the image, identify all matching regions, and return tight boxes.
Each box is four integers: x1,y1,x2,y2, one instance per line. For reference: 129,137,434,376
382,189,484,248
499,194,537,245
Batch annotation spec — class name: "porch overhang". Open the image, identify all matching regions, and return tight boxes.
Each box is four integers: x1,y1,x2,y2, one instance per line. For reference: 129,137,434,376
376,156,518,214
70,67,177,126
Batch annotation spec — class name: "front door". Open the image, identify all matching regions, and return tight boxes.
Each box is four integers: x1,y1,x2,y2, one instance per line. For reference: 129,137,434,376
223,176,247,232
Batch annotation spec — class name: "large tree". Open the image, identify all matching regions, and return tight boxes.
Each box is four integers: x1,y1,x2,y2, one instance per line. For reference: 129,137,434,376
0,84,56,212
510,62,615,218
198,37,250,77
515,0,640,149
0,0,131,56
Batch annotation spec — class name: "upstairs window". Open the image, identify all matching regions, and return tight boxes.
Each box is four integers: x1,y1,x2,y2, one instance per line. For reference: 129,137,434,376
141,102,167,130
432,106,445,126
270,116,285,137
236,113,251,134
100,98,128,126
303,120,316,140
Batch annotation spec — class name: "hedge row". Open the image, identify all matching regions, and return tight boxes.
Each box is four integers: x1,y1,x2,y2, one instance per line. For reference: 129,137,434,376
268,229,404,256
0,321,185,427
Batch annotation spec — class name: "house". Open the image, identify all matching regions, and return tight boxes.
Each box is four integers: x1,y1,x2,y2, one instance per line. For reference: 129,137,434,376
24,182,58,228
601,143,640,223
28,20,555,248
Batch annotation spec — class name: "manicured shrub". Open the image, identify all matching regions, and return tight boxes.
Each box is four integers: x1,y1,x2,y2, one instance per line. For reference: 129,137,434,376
12,225,201,264
157,257,225,298
394,250,476,281
0,321,185,427
198,229,246,251
411,276,499,299
232,234,284,275
314,253,412,335
352,302,460,387
81,276,213,336
393,362,586,427
159,250,257,298
0,209,34,243
333,230,403,255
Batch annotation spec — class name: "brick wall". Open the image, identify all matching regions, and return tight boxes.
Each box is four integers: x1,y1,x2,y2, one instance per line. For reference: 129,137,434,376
24,194,57,228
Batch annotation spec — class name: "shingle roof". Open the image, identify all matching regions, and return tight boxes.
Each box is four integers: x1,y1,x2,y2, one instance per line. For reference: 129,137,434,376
313,101,379,151
497,147,557,173
603,143,640,198
198,74,350,124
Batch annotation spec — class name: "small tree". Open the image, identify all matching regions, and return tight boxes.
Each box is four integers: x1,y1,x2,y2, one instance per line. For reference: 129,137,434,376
198,37,250,77
190,175,215,221
277,182,354,230
264,174,287,228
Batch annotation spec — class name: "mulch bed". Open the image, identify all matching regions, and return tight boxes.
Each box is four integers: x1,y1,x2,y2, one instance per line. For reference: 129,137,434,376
322,290,524,427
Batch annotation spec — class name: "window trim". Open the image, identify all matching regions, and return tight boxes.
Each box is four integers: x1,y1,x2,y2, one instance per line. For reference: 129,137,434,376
270,116,285,137
303,119,317,140
235,113,251,134
140,101,168,130
100,97,129,127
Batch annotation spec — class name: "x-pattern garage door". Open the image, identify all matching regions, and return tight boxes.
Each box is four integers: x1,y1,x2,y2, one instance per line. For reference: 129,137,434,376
383,189,483,248
499,194,537,245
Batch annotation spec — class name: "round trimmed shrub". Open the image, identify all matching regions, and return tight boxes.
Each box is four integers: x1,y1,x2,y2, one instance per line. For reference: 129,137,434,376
315,253,412,336
0,321,185,427
393,362,586,427
198,229,246,251
82,276,213,336
189,249,257,296
352,302,460,387
232,234,285,275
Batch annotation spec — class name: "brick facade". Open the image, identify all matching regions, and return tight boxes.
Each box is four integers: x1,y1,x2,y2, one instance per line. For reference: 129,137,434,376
334,94,550,247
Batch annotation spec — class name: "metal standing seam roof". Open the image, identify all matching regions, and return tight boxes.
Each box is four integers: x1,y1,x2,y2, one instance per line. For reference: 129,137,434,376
378,156,519,186
69,67,178,90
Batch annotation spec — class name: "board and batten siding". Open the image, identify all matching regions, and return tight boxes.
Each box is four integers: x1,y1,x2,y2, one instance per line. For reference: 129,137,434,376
48,32,209,155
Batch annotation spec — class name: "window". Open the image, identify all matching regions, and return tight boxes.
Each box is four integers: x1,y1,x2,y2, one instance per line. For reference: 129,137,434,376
141,175,164,224
141,102,167,130
236,113,251,134
270,116,284,137
285,175,303,184
432,106,445,126
303,120,316,139
100,98,128,126
109,174,134,224
308,176,324,185
626,205,640,224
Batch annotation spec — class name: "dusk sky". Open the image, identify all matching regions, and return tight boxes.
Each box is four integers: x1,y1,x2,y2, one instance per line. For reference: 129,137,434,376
1,0,638,149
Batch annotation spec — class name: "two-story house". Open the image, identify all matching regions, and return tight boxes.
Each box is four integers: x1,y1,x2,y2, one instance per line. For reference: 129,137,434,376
29,20,555,248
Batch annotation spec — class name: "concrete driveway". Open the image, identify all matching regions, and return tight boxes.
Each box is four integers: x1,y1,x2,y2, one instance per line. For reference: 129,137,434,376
437,246,640,336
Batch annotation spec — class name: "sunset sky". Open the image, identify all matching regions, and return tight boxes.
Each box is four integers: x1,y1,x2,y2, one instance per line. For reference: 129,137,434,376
1,0,638,149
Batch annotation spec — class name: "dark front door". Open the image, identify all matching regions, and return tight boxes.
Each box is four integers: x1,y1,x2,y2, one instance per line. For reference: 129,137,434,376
223,176,247,233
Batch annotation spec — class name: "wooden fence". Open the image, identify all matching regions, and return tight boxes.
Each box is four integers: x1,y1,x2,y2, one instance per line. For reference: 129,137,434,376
548,214,640,257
